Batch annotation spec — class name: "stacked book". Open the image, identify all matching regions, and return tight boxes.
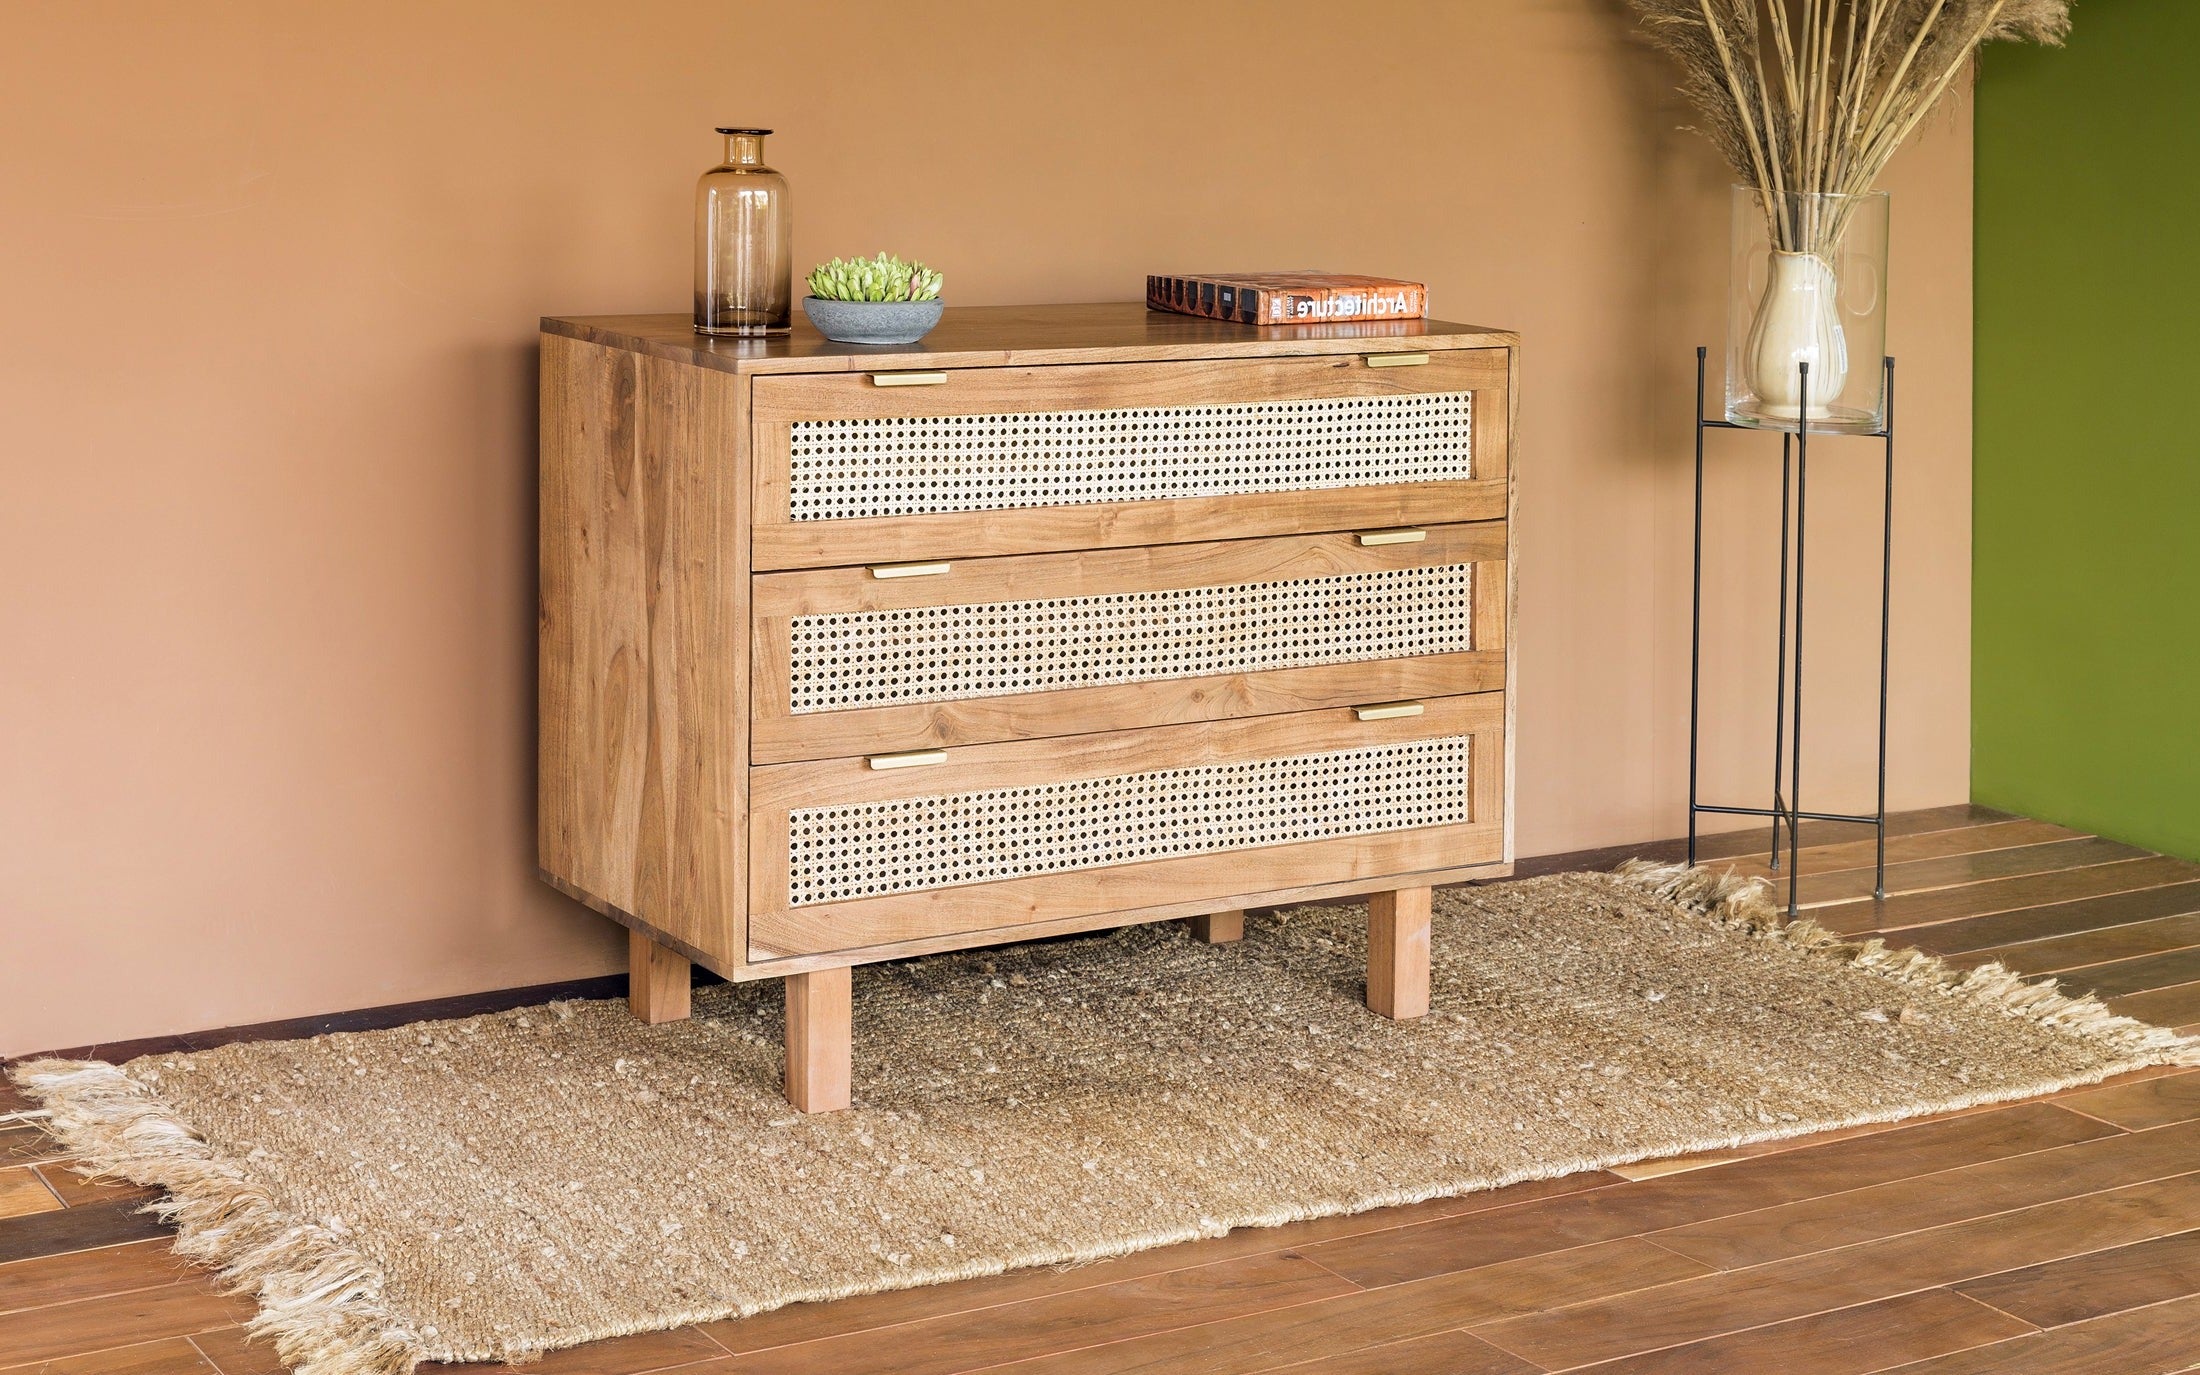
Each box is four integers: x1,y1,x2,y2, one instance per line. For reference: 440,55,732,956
1146,270,1426,325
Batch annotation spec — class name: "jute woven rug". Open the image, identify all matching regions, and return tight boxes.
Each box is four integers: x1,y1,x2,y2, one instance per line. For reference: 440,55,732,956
17,865,2196,1375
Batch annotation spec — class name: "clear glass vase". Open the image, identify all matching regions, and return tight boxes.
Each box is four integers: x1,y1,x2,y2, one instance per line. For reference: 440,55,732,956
1725,187,1889,433
694,128,790,336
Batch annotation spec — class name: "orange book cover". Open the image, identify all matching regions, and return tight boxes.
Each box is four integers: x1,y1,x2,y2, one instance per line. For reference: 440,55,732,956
1146,270,1426,324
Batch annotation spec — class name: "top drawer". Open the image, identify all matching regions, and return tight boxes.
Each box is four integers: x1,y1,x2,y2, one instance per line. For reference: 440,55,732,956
750,349,1510,569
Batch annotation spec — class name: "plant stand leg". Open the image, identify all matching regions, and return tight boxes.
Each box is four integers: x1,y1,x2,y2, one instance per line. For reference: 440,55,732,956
1189,909,1245,944
628,930,691,1025
785,967,852,1113
1367,886,1433,1020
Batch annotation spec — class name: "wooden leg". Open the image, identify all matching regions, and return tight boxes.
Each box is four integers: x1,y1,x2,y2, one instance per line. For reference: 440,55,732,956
1189,909,1245,944
628,929,691,1024
785,967,853,1113
1367,886,1432,1021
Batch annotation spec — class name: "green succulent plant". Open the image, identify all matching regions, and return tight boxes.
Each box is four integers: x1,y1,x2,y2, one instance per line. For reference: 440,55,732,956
806,252,944,303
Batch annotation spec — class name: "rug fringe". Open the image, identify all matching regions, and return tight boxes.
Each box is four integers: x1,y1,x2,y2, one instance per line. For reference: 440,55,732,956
7,1059,425,1375
1612,859,2200,1068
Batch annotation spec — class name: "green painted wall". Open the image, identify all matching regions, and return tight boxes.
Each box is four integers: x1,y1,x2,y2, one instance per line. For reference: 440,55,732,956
1973,0,2200,861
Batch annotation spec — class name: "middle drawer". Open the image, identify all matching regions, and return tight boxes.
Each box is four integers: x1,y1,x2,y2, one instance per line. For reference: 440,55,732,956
750,521,1507,764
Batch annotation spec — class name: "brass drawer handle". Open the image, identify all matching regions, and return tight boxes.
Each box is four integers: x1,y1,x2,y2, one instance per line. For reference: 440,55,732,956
867,749,947,771
1353,700,1426,722
1356,528,1428,547
868,371,949,387
1364,352,1430,369
869,561,950,580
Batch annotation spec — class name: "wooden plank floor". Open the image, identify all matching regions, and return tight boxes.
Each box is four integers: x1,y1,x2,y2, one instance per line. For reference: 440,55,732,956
4,806,2197,1374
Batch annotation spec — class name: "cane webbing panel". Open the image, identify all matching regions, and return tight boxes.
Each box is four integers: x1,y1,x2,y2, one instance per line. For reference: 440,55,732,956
786,564,1474,713
785,734,1471,906
785,392,1473,521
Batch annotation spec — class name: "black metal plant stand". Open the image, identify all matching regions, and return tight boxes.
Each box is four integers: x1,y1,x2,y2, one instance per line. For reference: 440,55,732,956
1686,347,1896,915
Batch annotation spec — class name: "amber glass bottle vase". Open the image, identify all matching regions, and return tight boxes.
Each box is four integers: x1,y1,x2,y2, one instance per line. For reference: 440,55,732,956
694,128,790,336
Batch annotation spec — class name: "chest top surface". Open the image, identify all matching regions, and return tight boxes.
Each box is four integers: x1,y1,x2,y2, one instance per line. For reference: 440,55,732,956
541,302,1517,375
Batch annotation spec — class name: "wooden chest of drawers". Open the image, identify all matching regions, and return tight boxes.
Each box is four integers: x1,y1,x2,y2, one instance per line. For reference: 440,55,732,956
538,304,1517,1110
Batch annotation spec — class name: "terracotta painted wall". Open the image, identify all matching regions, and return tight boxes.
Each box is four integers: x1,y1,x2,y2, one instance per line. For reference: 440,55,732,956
0,1,1974,1055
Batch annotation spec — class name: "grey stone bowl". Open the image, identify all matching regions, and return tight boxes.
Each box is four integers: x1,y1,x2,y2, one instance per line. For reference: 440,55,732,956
802,296,945,345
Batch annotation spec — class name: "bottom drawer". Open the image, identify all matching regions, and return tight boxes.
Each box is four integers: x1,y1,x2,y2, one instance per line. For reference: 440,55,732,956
747,693,1503,961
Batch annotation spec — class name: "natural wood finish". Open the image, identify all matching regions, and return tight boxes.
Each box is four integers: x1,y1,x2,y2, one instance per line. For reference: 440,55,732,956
540,305,1515,1038
969,1239,1707,1375
34,1336,220,1375
751,479,1507,572
751,692,1496,827
1299,1101,2117,1289
1863,1294,2200,1375
696,1173,1617,1356
1956,1228,2200,1330
544,304,1517,378
0,1240,195,1317
0,1281,253,1370
538,333,749,980
0,1199,171,1265
749,347,1509,569
1189,911,1244,945
1258,1330,1538,1375
740,857,1515,980
15,813,2200,1374
431,1327,727,1375
746,348,1512,570
755,826,1497,963
750,523,1506,762
189,1326,292,1375
706,1251,1359,1375
749,348,1507,425
2106,979,2200,1032
1647,1116,2200,1272
1812,851,2200,935
1472,1175,2200,1371
783,967,852,1114
1691,803,2016,862
625,931,690,1026
746,695,1502,959
1899,874,2200,955
0,1165,63,1219
1718,817,2086,880
1792,836,2155,911
1366,886,1433,1020
2054,1070,2200,1130
1497,342,1520,867
33,1164,157,1211
756,654,1504,766
2054,942,2200,999
1962,910,2200,975
1566,1288,2034,1375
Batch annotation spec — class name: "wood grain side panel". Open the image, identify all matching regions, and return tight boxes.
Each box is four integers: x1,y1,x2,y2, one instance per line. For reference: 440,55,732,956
1500,342,1518,862
536,334,748,970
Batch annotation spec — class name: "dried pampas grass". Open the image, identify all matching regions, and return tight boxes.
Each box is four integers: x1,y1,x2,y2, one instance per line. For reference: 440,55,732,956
1631,0,2070,251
